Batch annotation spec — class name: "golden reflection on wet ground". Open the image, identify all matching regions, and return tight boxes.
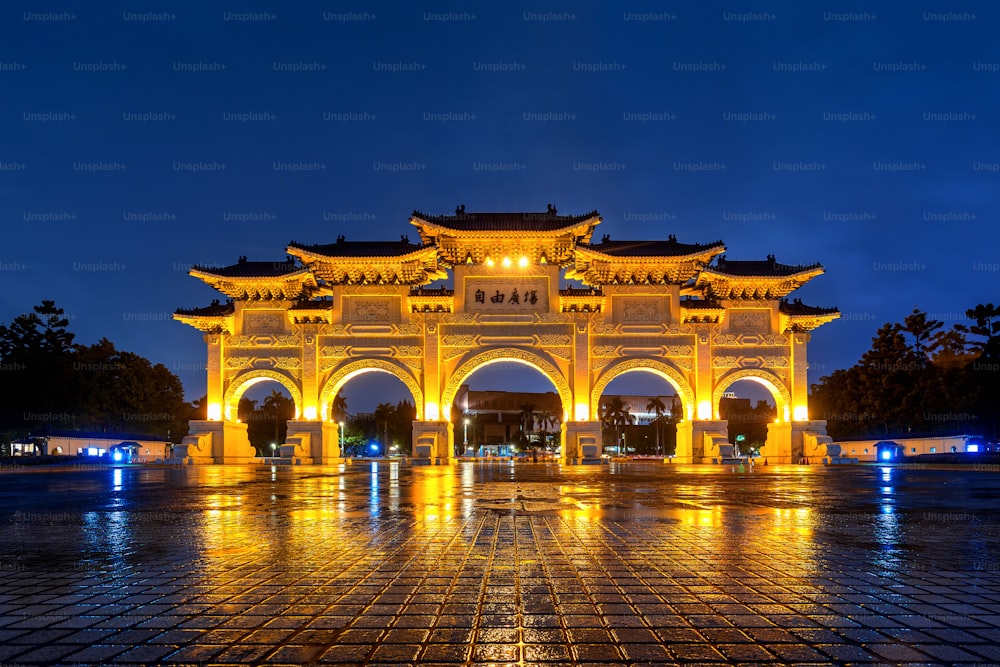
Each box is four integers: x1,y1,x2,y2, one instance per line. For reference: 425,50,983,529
0,462,999,665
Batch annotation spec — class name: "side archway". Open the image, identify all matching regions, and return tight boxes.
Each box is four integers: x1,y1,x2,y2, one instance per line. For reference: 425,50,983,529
590,358,696,421
320,358,424,421
441,348,572,422
712,369,791,421
224,369,303,422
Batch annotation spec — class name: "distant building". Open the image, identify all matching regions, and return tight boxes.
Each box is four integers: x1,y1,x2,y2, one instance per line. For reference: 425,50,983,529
835,434,983,461
14,430,172,462
453,385,562,454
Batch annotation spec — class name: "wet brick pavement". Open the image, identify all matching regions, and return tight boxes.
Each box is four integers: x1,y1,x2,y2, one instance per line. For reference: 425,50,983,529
1,461,999,666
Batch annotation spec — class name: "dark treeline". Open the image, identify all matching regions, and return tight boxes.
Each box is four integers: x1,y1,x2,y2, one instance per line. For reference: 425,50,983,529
0,301,194,448
811,304,999,441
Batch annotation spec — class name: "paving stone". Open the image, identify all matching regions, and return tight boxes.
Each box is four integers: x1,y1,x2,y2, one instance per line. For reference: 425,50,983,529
420,642,471,662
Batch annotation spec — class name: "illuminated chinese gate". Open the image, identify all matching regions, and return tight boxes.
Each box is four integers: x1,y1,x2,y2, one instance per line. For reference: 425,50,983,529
173,206,842,464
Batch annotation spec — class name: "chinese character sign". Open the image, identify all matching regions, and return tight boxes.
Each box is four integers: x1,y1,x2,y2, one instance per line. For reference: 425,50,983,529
465,278,548,313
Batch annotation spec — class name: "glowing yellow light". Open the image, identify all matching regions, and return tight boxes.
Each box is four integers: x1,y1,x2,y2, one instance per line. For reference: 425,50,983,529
575,402,589,421
502,256,512,268
208,402,222,421
485,257,494,267
425,402,440,421
686,403,695,420
793,405,808,421
518,256,528,268
783,405,791,422
303,406,318,421
696,401,712,420
539,254,547,264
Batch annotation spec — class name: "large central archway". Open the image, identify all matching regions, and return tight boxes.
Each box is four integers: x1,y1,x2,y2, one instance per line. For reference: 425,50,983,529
320,358,425,422
441,348,573,426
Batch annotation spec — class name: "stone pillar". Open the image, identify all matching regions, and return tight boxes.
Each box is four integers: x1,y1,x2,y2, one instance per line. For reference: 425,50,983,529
282,420,341,464
674,421,693,463
412,420,453,464
762,421,793,463
171,420,255,464
300,325,320,420
562,421,602,464
799,420,849,464
692,325,715,421
681,420,730,464
422,317,442,422
205,334,224,420
571,314,590,424
762,419,838,464
789,333,810,422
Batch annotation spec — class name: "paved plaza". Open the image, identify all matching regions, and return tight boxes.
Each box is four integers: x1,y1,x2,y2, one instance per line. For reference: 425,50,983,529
1,461,999,666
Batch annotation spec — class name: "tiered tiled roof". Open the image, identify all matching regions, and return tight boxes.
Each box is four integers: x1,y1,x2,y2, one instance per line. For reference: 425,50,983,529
779,298,839,316
412,205,600,233
173,299,236,334
779,298,841,332
679,298,726,323
193,258,298,277
567,234,724,285
175,300,235,317
411,205,601,266
579,237,724,258
559,287,604,313
288,236,446,285
189,257,318,299
287,299,333,324
695,254,825,299
287,238,429,258
710,255,822,277
176,208,835,334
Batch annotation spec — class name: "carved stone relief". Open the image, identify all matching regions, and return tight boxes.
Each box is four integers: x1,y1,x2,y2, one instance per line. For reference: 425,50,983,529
243,312,285,334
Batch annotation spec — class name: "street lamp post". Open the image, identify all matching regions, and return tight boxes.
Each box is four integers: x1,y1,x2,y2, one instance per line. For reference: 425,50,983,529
464,418,469,448
270,443,276,458
339,421,345,455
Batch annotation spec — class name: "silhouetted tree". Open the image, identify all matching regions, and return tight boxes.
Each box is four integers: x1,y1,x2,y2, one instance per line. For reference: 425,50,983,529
0,302,190,448
812,304,997,440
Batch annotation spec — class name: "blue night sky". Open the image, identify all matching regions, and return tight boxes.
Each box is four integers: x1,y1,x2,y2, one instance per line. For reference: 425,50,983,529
2,1,998,409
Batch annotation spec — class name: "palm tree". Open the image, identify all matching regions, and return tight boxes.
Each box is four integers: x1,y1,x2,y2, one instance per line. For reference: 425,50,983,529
373,402,395,454
262,389,289,446
646,396,667,455
330,393,348,423
238,397,257,423
518,403,536,448
537,410,561,451
601,396,634,453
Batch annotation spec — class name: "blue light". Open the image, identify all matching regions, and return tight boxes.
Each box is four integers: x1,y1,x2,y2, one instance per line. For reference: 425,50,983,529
968,444,979,453
370,443,378,452
112,451,123,462
880,450,892,460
